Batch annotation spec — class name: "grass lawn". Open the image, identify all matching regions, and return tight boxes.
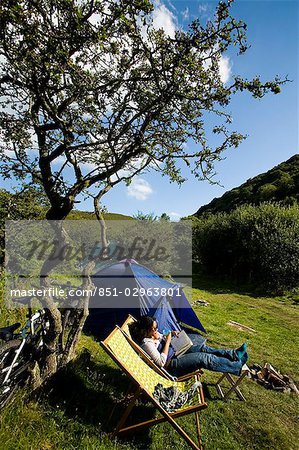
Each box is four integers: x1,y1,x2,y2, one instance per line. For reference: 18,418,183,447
0,275,298,450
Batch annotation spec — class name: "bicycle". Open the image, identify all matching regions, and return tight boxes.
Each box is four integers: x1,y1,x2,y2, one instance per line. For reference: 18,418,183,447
0,296,49,409
0,288,80,410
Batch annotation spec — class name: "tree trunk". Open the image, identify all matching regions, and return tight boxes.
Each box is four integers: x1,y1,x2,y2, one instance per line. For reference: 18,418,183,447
28,193,109,389
59,261,94,366
37,220,66,383
94,184,112,257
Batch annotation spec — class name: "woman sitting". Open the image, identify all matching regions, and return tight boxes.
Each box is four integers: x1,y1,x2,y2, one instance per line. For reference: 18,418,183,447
129,316,248,378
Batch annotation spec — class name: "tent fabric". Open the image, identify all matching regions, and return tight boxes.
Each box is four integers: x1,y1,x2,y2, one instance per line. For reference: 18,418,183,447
172,288,206,333
148,297,182,333
80,240,119,273
130,262,176,316
131,262,175,289
84,259,206,339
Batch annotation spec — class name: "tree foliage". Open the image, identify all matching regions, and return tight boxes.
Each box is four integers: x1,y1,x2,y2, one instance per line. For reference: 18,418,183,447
0,0,286,220
133,210,158,221
193,203,299,293
160,212,170,221
0,186,48,221
0,186,49,263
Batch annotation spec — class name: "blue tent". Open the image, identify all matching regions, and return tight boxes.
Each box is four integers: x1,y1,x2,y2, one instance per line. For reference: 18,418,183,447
84,258,206,339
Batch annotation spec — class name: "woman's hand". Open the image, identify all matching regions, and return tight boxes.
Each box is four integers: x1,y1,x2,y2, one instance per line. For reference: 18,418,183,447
166,331,172,342
172,330,180,337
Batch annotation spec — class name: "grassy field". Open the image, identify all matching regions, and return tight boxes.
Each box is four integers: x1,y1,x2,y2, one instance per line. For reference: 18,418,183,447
0,275,298,450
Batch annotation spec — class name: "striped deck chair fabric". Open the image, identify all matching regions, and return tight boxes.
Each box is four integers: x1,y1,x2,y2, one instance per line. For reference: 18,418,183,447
101,326,207,450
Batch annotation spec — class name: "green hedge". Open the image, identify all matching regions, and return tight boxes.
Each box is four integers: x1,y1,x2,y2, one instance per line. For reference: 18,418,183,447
192,203,299,293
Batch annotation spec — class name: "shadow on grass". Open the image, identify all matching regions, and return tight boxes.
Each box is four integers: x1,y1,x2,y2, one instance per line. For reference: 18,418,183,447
192,269,267,298
37,349,154,449
201,382,217,402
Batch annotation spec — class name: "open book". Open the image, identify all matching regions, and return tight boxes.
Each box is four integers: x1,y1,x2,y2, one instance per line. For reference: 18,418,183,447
171,331,193,357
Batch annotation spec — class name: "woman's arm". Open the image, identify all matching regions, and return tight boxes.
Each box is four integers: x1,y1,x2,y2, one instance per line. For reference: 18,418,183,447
160,332,172,362
141,333,172,367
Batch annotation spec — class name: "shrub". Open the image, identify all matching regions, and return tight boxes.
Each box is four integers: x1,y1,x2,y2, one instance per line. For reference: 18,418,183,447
193,203,299,293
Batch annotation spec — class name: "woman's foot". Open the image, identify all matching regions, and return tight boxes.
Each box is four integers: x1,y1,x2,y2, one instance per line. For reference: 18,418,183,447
237,352,249,375
240,351,249,365
235,343,247,360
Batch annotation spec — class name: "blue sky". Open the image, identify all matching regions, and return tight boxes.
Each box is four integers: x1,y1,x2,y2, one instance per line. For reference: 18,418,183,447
90,0,298,219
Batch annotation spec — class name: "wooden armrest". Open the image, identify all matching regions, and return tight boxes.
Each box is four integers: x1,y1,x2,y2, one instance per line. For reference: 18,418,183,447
177,369,204,381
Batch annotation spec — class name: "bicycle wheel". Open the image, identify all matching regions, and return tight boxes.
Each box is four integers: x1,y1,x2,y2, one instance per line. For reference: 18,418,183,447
0,339,29,409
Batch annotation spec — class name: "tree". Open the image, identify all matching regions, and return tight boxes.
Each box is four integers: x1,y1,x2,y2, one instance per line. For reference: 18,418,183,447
258,183,278,202
276,172,295,198
160,213,170,221
0,185,49,264
0,0,287,384
133,210,158,221
0,186,48,221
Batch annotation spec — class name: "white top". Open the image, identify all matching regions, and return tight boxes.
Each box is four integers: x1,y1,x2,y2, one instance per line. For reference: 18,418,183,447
141,332,167,367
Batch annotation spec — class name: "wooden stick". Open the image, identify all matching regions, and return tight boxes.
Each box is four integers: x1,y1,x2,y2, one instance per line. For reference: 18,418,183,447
227,321,256,333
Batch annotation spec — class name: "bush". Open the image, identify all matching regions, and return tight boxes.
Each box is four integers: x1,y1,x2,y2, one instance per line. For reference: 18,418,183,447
193,203,299,293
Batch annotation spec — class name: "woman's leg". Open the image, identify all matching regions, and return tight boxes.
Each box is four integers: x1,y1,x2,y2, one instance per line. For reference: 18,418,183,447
186,344,236,361
169,351,244,377
186,333,206,349
198,344,237,361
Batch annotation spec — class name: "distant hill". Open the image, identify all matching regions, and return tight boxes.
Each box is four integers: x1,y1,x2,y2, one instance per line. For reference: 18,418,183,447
0,189,132,221
194,154,299,216
68,210,133,220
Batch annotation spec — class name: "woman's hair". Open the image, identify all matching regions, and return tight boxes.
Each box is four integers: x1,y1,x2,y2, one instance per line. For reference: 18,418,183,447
128,316,156,344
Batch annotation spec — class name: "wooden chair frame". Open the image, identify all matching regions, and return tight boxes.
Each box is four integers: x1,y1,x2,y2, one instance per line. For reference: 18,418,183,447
101,326,208,450
215,365,250,401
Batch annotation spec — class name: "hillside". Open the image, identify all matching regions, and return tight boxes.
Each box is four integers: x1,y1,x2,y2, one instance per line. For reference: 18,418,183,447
68,210,133,220
0,189,132,221
0,191,132,264
194,154,299,216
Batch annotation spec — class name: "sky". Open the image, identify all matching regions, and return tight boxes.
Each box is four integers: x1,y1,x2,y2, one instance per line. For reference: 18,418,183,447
89,0,298,220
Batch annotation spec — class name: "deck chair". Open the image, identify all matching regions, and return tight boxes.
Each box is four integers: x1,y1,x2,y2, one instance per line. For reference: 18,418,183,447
101,326,208,450
121,314,249,401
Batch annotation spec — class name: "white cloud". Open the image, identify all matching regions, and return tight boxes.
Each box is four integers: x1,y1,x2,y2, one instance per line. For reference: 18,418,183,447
0,54,7,69
202,48,231,84
198,3,209,15
150,3,230,84
166,0,177,13
152,1,177,38
87,13,101,26
127,177,153,200
219,55,231,84
182,7,189,21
